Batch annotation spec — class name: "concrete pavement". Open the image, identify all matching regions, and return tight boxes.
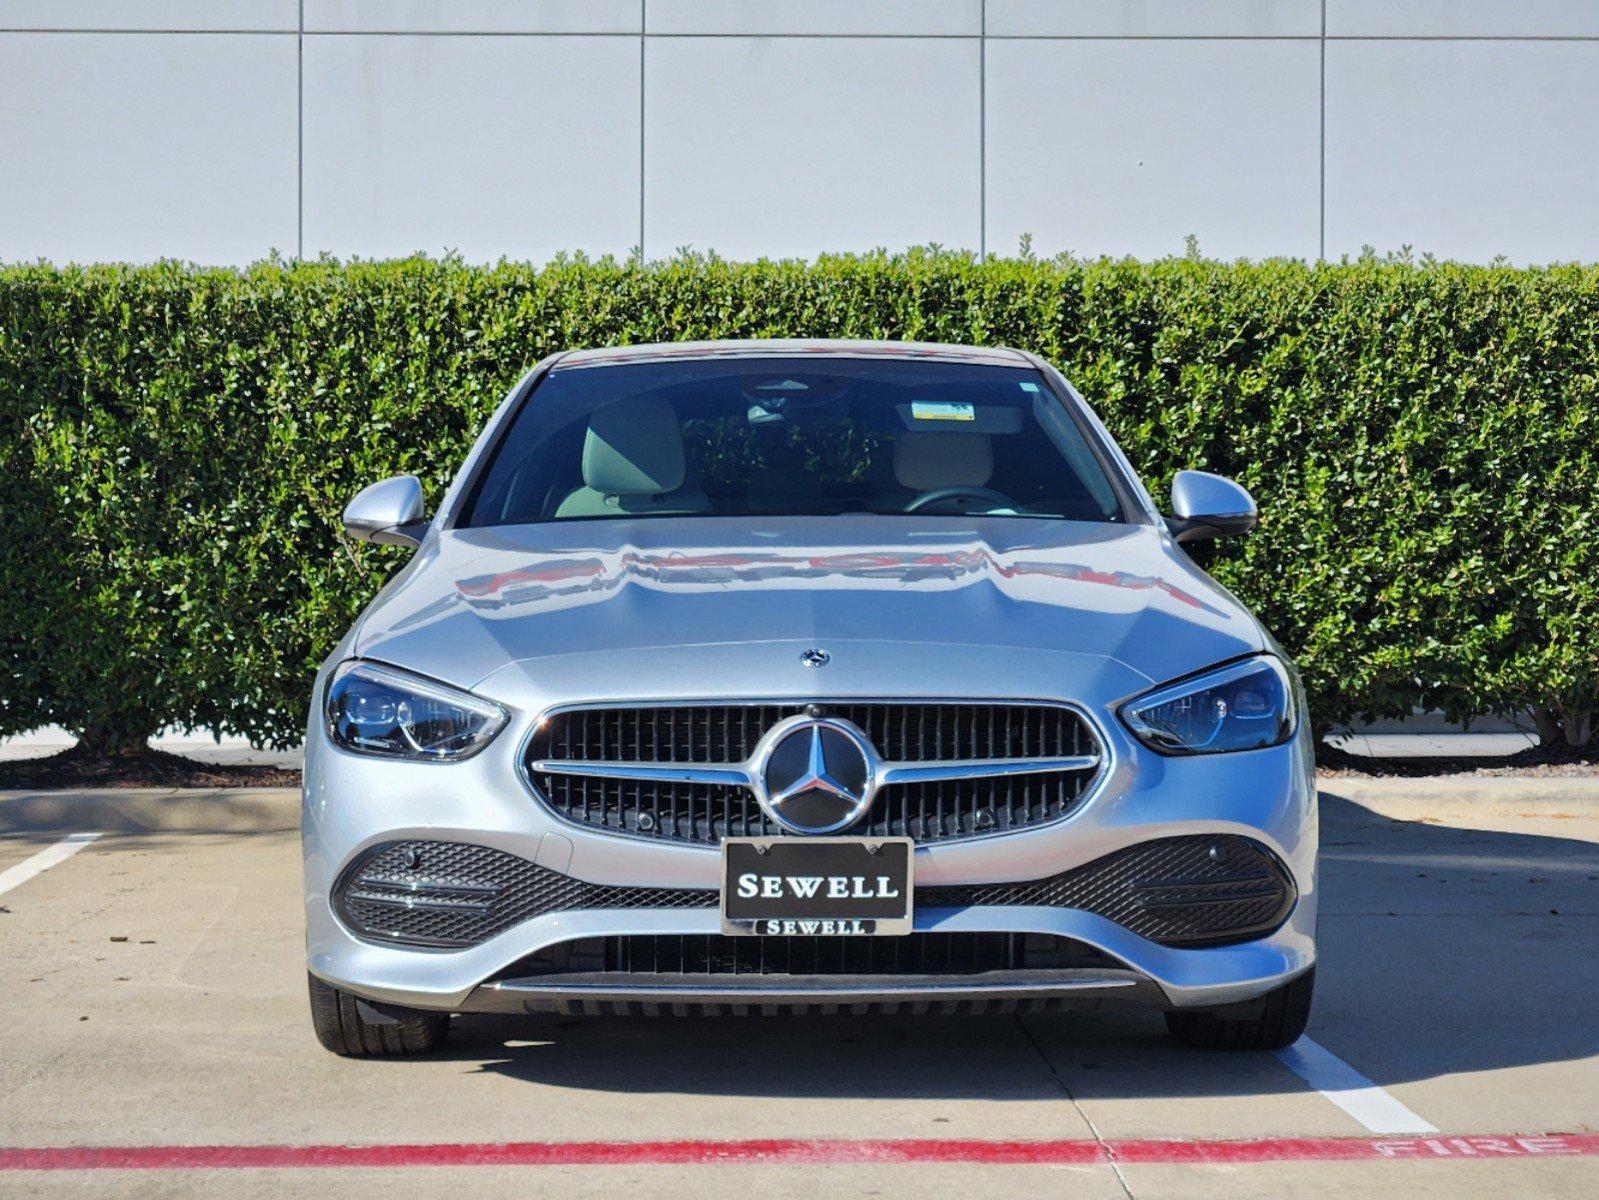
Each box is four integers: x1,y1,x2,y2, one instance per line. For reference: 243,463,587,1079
0,781,1594,1198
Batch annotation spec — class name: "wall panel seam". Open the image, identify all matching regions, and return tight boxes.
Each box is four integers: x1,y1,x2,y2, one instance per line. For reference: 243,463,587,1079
979,0,986,259
6,32,1599,41
633,1,639,256
297,0,304,259
1318,0,1326,261
0,28,298,35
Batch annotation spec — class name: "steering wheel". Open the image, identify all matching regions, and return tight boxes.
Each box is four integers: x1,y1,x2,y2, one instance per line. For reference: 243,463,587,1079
904,485,1016,514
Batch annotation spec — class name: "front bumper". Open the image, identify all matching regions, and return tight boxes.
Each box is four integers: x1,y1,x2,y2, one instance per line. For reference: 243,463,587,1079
303,645,1318,1015
469,967,1163,1015
306,897,1314,1015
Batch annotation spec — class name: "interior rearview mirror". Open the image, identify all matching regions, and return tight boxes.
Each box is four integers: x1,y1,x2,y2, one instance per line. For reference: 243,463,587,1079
1166,470,1257,544
342,475,429,548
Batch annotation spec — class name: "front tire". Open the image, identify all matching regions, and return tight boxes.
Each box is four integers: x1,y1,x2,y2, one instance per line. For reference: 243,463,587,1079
307,972,450,1057
1164,966,1314,1051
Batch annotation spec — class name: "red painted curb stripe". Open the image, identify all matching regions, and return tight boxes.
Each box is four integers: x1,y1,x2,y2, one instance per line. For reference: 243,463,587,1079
1,1134,1596,1171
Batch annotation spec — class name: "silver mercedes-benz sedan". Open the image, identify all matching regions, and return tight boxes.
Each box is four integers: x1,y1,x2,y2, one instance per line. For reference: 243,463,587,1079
303,339,1316,1057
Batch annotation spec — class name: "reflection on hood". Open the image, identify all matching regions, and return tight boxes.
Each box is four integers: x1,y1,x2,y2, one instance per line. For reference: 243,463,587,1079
353,521,1264,690
396,546,1228,630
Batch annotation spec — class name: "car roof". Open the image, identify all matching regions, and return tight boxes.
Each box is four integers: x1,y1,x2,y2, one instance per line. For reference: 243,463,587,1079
551,339,1033,370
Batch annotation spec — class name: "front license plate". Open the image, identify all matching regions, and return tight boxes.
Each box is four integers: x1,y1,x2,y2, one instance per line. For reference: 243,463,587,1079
721,837,914,936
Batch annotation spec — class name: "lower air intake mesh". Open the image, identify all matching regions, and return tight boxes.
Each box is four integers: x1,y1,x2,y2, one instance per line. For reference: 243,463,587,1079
333,834,1294,950
919,834,1295,947
334,840,715,949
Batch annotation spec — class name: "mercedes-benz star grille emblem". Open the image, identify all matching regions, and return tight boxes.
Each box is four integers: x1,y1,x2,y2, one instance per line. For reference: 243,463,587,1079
800,648,830,668
755,717,876,834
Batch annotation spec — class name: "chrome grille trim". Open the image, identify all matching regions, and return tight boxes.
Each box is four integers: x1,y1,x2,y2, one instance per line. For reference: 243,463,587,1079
521,699,1106,846
527,754,1099,787
528,761,758,787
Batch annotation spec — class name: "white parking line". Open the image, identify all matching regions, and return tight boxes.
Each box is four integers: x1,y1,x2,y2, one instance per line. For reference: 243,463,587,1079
0,832,103,898
1275,1037,1438,1134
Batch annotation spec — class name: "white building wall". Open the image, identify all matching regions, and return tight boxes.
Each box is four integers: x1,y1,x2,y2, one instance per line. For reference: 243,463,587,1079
2,1,1596,265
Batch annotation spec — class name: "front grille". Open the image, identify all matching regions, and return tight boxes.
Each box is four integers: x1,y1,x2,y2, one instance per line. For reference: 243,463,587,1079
333,834,1292,950
507,932,1117,978
921,834,1295,947
526,701,1101,845
534,703,1090,764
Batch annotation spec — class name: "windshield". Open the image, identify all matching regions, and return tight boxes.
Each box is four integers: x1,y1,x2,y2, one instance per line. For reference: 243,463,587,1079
461,356,1126,527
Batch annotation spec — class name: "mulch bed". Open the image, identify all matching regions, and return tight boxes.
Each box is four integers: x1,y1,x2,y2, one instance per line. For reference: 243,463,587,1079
0,743,300,790
1315,740,1599,779
4,740,1595,790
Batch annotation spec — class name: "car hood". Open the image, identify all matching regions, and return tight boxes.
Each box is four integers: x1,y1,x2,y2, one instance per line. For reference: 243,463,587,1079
350,516,1266,703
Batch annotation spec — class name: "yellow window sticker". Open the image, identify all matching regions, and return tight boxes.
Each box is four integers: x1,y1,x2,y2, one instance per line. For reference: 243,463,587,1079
910,401,976,421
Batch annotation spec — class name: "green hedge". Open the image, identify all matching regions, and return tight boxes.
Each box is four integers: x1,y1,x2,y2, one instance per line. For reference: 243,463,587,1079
2,253,1595,750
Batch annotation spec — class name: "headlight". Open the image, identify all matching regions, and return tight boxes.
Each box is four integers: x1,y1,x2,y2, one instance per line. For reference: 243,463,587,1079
1120,655,1297,755
324,660,507,761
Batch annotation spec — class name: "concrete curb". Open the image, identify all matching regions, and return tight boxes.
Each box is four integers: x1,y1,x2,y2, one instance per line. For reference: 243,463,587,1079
1319,776,1599,821
0,788,298,836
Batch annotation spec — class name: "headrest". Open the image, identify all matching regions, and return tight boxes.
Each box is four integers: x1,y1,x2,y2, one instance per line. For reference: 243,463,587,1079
893,431,994,491
582,398,687,495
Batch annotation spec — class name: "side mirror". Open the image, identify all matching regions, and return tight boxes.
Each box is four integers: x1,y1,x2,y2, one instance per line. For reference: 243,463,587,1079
1166,470,1257,544
342,475,429,548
